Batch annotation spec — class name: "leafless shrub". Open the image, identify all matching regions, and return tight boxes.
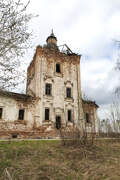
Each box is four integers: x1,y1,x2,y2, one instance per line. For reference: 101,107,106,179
99,131,120,138
0,0,36,90
60,127,95,148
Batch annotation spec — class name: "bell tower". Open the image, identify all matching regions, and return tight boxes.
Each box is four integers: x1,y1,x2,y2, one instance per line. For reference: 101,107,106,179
26,31,84,130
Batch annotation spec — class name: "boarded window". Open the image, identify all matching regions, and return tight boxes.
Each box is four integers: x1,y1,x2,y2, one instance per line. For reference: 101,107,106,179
66,88,71,98
56,63,61,73
0,108,3,119
86,113,90,123
45,83,52,95
18,109,24,120
68,110,72,121
45,108,49,120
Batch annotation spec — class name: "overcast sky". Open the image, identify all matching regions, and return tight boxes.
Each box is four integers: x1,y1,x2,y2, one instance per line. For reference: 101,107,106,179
22,0,120,119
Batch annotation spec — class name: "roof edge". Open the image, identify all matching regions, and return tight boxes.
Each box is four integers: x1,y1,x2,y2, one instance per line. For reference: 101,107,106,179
0,90,33,101
82,99,99,108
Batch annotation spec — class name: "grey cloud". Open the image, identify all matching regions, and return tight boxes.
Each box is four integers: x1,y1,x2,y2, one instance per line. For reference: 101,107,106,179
21,0,120,119
84,87,113,105
81,66,120,106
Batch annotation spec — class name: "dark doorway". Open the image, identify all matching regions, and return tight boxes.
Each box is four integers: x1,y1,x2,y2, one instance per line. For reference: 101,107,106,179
56,116,61,129
45,108,49,120
68,110,72,122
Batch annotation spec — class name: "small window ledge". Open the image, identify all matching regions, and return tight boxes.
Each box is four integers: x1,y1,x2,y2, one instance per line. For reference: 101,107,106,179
42,120,52,125
54,72,63,78
14,120,27,125
65,97,74,102
68,121,73,124
67,121,73,127
85,122,92,127
44,95,53,100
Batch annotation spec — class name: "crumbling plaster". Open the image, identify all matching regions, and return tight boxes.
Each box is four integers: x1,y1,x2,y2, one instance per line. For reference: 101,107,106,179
0,94,35,131
27,46,84,130
0,33,99,138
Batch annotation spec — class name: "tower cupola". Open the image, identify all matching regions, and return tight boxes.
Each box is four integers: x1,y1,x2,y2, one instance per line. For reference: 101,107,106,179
46,30,58,50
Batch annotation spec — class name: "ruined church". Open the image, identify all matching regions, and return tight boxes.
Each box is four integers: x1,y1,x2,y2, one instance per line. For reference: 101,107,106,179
0,31,99,138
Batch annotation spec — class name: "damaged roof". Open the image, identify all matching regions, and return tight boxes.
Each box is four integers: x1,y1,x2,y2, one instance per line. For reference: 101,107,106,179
0,90,33,101
82,99,99,108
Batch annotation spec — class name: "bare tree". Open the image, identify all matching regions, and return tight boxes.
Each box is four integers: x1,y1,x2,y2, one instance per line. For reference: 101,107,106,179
99,92,120,137
115,40,120,70
108,92,120,133
0,0,34,90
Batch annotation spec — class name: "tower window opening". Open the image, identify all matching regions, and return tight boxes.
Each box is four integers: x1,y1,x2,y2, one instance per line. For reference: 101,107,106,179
66,88,71,98
56,63,61,73
86,113,90,123
45,83,52,95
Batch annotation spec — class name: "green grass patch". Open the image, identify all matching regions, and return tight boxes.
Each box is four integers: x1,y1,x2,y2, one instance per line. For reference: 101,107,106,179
0,139,120,179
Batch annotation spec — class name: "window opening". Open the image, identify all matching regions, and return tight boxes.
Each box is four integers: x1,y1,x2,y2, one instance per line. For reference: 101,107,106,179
66,88,71,98
45,108,49,120
86,113,90,123
45,83,52,95
18,109,24,120
12,134,18,138
56,63,61,73
68,110,72,121
0,108,3,119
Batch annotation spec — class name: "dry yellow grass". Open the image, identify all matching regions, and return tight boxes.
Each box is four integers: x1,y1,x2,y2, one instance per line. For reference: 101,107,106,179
0,139,120,180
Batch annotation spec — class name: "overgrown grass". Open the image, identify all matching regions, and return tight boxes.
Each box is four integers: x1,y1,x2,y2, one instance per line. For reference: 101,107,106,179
0,139,120,179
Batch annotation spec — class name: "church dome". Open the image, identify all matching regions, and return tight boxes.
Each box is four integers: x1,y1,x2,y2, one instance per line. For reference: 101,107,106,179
46,30,59,51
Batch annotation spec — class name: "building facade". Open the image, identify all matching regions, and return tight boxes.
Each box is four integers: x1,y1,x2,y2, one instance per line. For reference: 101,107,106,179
0,31,99,138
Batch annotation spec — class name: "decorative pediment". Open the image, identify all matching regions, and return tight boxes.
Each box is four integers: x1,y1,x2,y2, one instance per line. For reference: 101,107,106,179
64,80,73,86
43,75,54,82
54,107,64,113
